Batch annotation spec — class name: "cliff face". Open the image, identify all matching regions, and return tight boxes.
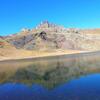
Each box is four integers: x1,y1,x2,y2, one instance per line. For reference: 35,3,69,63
2,21,100,51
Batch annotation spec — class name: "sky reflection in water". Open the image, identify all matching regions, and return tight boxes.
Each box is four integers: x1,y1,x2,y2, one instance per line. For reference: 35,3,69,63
0,53,100,100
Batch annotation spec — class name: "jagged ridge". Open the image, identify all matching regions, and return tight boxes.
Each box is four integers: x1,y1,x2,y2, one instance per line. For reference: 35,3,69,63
1,21,100,51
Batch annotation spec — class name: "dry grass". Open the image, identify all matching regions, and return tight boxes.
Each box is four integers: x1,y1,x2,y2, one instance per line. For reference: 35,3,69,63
0,48,86,61
81,29,100,34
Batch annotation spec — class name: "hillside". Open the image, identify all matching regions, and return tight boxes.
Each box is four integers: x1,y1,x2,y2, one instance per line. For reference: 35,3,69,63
0,21,100,60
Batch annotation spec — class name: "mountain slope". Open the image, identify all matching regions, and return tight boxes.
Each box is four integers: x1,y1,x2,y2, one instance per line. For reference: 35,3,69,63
0,21,100,60
5,21,100,51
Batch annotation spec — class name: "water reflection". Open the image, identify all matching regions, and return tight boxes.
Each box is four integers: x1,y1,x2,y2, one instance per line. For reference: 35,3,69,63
0,53,100,88
0,53,100,100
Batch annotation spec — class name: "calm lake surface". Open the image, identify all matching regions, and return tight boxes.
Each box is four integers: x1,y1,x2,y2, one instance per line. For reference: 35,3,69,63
0,52,100,100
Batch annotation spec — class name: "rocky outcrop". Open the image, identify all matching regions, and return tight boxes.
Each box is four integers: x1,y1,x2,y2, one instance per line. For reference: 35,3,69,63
3,21,100,51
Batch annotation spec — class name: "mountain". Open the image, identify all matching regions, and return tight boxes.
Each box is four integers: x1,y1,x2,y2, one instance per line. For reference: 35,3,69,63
1,21,100,60
5,21,100,51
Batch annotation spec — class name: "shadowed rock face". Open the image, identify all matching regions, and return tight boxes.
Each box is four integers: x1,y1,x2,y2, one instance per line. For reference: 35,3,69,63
7,31,76,50
2,21,100,51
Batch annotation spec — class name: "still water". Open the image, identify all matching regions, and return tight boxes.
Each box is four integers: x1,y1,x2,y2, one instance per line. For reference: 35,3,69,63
0,52,100,100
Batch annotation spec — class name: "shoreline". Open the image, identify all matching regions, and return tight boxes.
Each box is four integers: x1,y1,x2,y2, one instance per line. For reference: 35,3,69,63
0,50,99,62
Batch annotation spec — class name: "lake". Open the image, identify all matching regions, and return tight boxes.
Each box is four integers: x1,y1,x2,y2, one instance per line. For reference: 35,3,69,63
0,52,100,100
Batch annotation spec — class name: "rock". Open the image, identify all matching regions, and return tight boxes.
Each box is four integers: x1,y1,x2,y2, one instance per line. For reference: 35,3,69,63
3,21,100,51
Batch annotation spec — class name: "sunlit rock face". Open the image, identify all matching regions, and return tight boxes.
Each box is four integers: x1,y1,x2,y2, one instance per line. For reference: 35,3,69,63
2,21,100,51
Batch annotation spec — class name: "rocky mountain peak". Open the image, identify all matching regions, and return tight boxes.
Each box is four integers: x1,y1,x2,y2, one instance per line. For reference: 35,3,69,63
36,21,64,29
3,21,100,51
33,21,67,33
36,21,55,29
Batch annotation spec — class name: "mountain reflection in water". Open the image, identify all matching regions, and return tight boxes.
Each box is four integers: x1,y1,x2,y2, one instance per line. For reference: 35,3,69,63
0,52,100,100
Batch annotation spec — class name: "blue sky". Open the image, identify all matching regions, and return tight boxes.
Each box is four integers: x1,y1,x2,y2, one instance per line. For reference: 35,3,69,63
0,0,100,35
